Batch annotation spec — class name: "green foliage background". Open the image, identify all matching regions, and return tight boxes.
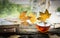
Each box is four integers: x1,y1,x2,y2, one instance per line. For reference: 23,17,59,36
57,7,60,12
0,0,31,18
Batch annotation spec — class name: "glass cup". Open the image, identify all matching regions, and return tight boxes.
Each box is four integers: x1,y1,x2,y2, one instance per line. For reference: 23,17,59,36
36,22,51,33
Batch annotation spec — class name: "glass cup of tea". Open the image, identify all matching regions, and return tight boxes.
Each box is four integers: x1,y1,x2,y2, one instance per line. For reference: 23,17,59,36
36,22,51,33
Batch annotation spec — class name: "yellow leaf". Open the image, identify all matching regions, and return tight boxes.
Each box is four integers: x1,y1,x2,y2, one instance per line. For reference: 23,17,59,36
19,11,29,25
19,11,28,21
38,9,51,22
29,13,37,24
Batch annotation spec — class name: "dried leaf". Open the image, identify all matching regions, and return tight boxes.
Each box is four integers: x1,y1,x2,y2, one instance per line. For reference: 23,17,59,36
38,9,51,22
29,13,37,24
19,11,29,25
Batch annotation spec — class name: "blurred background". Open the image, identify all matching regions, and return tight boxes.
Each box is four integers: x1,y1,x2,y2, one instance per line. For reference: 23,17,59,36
0,0,60,38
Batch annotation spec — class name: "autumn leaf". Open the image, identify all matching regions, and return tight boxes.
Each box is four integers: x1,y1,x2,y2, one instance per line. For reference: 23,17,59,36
29,13,37,24
19,11,27,21
19,11,29,25
38,9,51,22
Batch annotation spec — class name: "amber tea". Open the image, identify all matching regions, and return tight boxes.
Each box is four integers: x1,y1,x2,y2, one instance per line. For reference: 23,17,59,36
36,25,50,33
